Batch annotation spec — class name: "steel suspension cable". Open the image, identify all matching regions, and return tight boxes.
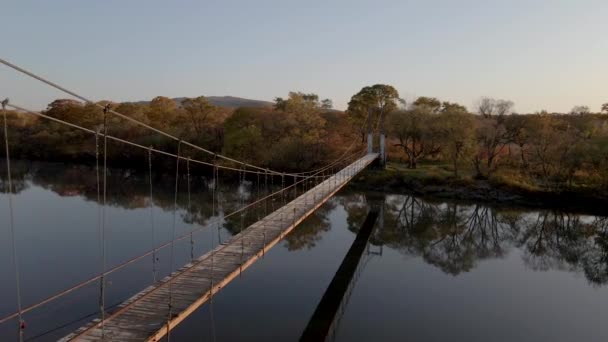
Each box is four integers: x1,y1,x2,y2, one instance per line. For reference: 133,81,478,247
0,57,344,178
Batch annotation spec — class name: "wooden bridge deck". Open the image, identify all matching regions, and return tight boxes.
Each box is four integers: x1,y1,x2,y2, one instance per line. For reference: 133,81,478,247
62,153,378,341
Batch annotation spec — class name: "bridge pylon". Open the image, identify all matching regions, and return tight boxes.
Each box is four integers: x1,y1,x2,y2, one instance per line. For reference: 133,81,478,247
366,108,386,168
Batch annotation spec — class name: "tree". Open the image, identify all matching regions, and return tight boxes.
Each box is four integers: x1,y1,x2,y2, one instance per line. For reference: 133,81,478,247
412,96,441,113
477,97,495,118
570,105,590,115
602,103,608,114
321,99,333,110
440,101,468,114
503,114,531,167
438,108,475,177
180,96,221,135
473,117,509,177
223,108,265,163
147,96,176,126
274,92,324,115
347,84,399,156
45,99,85,122
389,106,441,169
476,97,514,118
495,100,514,116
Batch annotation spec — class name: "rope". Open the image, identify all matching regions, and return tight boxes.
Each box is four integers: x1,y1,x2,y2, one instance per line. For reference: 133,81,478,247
2,99,24,342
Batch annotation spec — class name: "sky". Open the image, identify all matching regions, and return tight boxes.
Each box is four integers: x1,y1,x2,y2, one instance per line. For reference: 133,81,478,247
1,0,607,113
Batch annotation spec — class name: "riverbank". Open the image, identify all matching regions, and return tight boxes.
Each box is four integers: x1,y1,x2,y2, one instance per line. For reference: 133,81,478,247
350,162,608,215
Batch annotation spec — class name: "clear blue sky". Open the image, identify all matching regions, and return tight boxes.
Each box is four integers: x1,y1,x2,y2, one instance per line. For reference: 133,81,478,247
1,0,606,113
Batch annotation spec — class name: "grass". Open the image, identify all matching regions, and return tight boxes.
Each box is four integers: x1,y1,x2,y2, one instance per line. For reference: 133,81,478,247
488,169,542,192
385,161,454,181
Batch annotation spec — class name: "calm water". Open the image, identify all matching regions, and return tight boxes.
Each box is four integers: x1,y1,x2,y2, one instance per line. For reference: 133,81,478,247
1,162,608,341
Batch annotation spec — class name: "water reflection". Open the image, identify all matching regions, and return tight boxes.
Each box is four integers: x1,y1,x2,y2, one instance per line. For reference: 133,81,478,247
0,160,335,249
3,161,608,285
341,192,608,285
2,161,608,341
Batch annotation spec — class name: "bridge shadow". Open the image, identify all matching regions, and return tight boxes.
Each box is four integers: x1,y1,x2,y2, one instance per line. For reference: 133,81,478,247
300,208,379,342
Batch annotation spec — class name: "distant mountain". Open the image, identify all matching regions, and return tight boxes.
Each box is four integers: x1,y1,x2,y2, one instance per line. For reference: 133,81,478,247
134,96,274,109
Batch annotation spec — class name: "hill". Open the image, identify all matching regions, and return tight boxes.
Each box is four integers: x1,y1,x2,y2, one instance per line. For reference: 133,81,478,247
134,96,274,109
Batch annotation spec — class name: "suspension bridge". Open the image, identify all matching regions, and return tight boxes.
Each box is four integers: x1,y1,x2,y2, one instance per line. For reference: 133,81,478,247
0,57,380,341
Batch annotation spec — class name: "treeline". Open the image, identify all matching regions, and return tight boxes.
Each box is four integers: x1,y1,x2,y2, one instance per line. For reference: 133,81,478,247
384,96,608,191
343,84,608,192
2,93,355,172
3,84,608,193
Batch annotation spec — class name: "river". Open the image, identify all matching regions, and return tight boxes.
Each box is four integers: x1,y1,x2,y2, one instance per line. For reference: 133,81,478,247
1,161,608,341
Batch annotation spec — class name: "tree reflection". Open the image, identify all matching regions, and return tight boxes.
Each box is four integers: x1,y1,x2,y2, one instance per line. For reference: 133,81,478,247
347,193,608,286
284,201,334,251
4,161,608,281
0,160,30,194
0,160,335,251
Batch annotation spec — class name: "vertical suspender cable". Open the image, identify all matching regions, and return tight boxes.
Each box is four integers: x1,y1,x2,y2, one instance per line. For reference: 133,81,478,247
270,171,275,212
167,140,182,341
148,147,157,283
100,104,110,339
256,172,260,221
187,157,193,262
216,155,222,246
239,166,245,275
264,169,268,217
209,156,217,342
2,99,24,342
94,130,102,289
281,174,285,206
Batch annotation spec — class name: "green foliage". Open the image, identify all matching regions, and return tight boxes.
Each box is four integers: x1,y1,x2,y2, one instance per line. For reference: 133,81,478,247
347,84,400,138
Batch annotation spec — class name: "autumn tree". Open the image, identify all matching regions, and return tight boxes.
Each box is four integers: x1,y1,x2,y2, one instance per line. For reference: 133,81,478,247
503,114,532,167
472,98,514,177
222,107,265,164
388,101,441,169
438,107,475,177
347,84,399,163
412,96,441,113
146,96,176,127
440,101,468,114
